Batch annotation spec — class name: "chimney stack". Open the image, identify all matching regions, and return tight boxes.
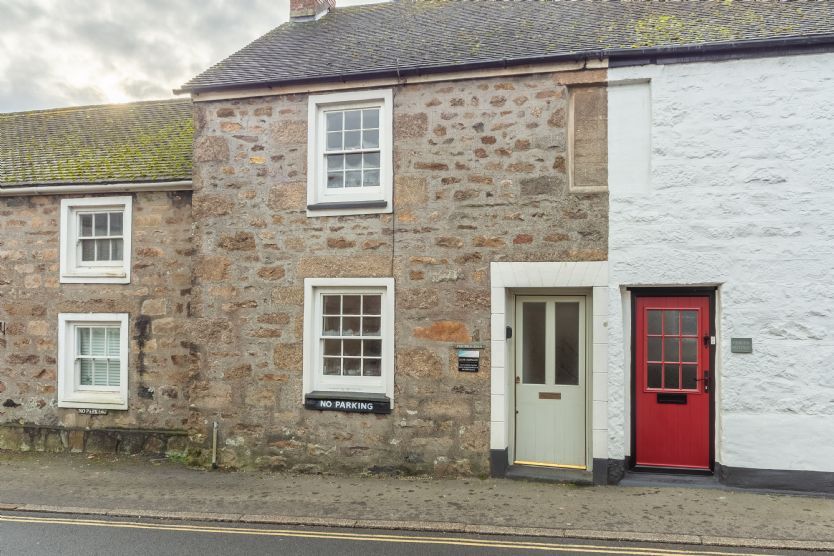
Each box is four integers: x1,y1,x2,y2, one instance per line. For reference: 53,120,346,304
290,0,335,22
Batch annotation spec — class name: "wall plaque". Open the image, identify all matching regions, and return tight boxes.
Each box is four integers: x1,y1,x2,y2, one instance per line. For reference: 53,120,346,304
731,338,753,354
77,408,108,415
457,349,480,372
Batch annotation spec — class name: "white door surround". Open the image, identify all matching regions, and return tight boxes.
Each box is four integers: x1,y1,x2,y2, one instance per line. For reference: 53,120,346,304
490,262,609,475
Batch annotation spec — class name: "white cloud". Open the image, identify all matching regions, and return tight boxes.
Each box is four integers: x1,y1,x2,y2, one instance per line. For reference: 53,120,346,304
0,0,387,112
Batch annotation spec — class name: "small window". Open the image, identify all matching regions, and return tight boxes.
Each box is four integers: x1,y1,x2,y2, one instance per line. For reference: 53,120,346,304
58,313,129,409
76,326,122,387
307,89,392,216
78,211,125,263
303,278,395,402
324,108,381,190
60,196,132,283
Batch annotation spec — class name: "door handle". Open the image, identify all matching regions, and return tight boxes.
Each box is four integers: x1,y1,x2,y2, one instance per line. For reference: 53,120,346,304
695,371,710,392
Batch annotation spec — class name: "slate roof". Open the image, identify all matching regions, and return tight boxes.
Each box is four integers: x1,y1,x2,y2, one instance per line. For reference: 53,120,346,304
0,99,193,188
181,0,834,93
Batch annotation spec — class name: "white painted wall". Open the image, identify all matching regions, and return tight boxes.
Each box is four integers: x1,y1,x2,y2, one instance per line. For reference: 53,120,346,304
607,52,834,472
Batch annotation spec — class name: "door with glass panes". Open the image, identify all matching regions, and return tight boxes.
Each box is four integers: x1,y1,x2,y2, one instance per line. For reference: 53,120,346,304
634,296,711,470
514,296,586,468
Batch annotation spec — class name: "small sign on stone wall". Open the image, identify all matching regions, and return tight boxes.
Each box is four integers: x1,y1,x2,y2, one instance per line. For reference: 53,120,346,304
304,392,391,414
457,349,480,372
730,338,753,354
77,408,108,415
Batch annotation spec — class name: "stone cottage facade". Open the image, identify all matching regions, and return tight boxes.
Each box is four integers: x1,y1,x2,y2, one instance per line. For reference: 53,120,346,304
185,68,608,474
2,1,834,492
0,100,196,453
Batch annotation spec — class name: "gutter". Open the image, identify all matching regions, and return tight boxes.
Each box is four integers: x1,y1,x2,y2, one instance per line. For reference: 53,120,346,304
175,33,834,95
605,33,834,67
0,180,193,197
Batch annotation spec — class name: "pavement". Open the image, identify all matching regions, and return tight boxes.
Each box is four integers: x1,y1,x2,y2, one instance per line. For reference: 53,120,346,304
0,451,833,552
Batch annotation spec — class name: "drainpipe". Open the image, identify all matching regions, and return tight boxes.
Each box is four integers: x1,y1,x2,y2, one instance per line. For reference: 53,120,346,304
211,421,219,469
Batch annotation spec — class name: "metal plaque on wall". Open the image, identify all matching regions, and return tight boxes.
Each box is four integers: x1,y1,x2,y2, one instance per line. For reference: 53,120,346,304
457,349,480,372
730,338,753,353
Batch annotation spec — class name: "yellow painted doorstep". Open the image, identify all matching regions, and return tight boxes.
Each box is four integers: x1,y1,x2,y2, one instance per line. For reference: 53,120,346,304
513,460,587,470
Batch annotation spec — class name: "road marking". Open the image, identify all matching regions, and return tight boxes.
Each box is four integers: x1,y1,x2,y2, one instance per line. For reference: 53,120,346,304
0,513,772,556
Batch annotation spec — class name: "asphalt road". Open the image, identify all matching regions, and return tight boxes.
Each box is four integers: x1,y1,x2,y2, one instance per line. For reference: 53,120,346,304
0,511,816,556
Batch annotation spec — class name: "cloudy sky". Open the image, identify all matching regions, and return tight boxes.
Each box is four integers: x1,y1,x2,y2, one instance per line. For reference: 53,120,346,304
0,0,385,113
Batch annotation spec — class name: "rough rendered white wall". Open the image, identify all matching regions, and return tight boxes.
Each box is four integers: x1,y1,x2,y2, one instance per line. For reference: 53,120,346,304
607,53,834,472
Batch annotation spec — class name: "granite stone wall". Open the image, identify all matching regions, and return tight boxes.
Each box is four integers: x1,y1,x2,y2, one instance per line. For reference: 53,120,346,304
189,70,608,474
0,69,609,473
0,191,196,455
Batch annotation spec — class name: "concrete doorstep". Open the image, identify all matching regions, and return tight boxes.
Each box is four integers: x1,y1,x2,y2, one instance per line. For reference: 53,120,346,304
1,452,833,552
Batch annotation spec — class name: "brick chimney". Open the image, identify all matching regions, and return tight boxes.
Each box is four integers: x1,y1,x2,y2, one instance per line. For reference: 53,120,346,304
290,0,335,21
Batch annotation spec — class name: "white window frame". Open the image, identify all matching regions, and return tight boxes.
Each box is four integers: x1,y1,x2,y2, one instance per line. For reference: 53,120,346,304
306,89,393,216
60,196,132,284
58,313,129,410
302,278,395,404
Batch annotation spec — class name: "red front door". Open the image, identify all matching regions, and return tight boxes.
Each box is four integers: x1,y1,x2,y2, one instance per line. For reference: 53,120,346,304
635,296,711,470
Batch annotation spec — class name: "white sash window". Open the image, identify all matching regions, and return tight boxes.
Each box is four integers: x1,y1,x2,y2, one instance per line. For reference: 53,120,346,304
306,89,392,216
58,313,129,409
60,196,132,284
302,278,395,403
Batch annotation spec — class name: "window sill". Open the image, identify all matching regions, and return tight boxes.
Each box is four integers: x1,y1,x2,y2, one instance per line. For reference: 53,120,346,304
58,397,127,410
60,272,129,285
306,200,390,217
304,391,391,414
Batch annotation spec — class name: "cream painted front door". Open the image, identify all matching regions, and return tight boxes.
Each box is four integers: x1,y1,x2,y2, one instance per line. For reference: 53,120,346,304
514,296,587,468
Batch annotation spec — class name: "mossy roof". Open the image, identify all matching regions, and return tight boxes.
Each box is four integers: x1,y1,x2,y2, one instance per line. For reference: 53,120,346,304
0,99,193,188
182,1,834,93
